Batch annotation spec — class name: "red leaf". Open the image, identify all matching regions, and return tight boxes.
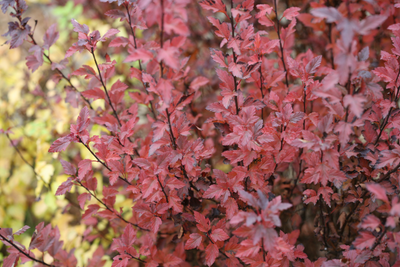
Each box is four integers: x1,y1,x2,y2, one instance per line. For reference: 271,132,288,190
56,177,74,196
60,159,77,175
166,177,186,190
190,76,209,91
353,231,376,249
121,224,137,247
366,183,389,203
82,88,106,100
205,243,219,266
317,187,333,207
185,233,203,249
157,47,180,69
14,226,30,236
78,159,92,181
194,211,211,232
200,0,226,13
77,192,91,209
311,7,343,23
111,80,128,92
43,24,59,50
343,95,367,118
109,36,129,47
72,65,97,79
49,134,74,153
210,228,229,242
360,215,381,231
71,19,89,34
282,7,301,20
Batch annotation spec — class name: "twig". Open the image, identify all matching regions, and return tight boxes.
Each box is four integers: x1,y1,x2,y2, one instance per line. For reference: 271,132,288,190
124,3,157,119
0,233,54,267
125,251,147,264
78,137,131,185
5,133,51,189
159,0,165,77
90,48,122,126
229,0,240,115
156,175,169,203
27,34,93,109
273,0,289,87
76,180,147,231
319,195,328,248
374,68,400,145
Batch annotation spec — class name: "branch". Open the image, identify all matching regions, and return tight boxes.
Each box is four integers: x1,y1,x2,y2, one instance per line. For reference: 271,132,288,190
374,68,400,145
76,180,147,231
125,251,147,264
166,109,177,149
229,0,240,115
90,48,122,126
159,0,165,77
156,175,169,203
5,133,51,189
319,195,328,248
272,0,289,87
78,137,131,185
370,228,387,251
0,233,54,267
27,34,93,109
124,3,157,119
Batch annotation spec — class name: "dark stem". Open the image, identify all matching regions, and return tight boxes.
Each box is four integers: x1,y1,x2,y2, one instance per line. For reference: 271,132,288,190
159,0,165,78
78,137,131,185
259,60,264,124
125,251,147,264
328,23,335,69
319,195,328,248
76,180,146,231
229,0,240,115
90,48,122,126
206,233,247,266
339,160,400,239
156,175,169,203
370,228,387,251
124,4,157,119
5,133,51,189
261,238,266,261
166,109,177,150
273,0,289,87
28,34,93,109
0,233,54,267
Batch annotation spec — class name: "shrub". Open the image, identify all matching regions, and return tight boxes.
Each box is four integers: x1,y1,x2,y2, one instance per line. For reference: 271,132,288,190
1,0,400,266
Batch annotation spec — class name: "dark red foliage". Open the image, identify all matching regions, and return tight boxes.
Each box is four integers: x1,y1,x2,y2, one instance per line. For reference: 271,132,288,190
1,0,400,266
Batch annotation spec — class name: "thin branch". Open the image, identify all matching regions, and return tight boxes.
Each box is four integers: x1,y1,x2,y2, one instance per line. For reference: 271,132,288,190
76,180,147,231
27,34,93,109
156,175,169,203
159,0,165,77
78,137,131,185
259,60,264,124
0,233,54,267
319,195,328,248
166,109,177,149
374,68,400,145
273,0,289,87
125,251,147,264
124,4,157,119
229,0,240,115
90,48,122,126
5,133,51,189
370,228,387,251
339,160,400,239
261,238,266,262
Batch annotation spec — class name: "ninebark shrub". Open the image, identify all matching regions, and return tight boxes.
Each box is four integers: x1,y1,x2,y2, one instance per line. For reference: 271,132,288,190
1,0,400,266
